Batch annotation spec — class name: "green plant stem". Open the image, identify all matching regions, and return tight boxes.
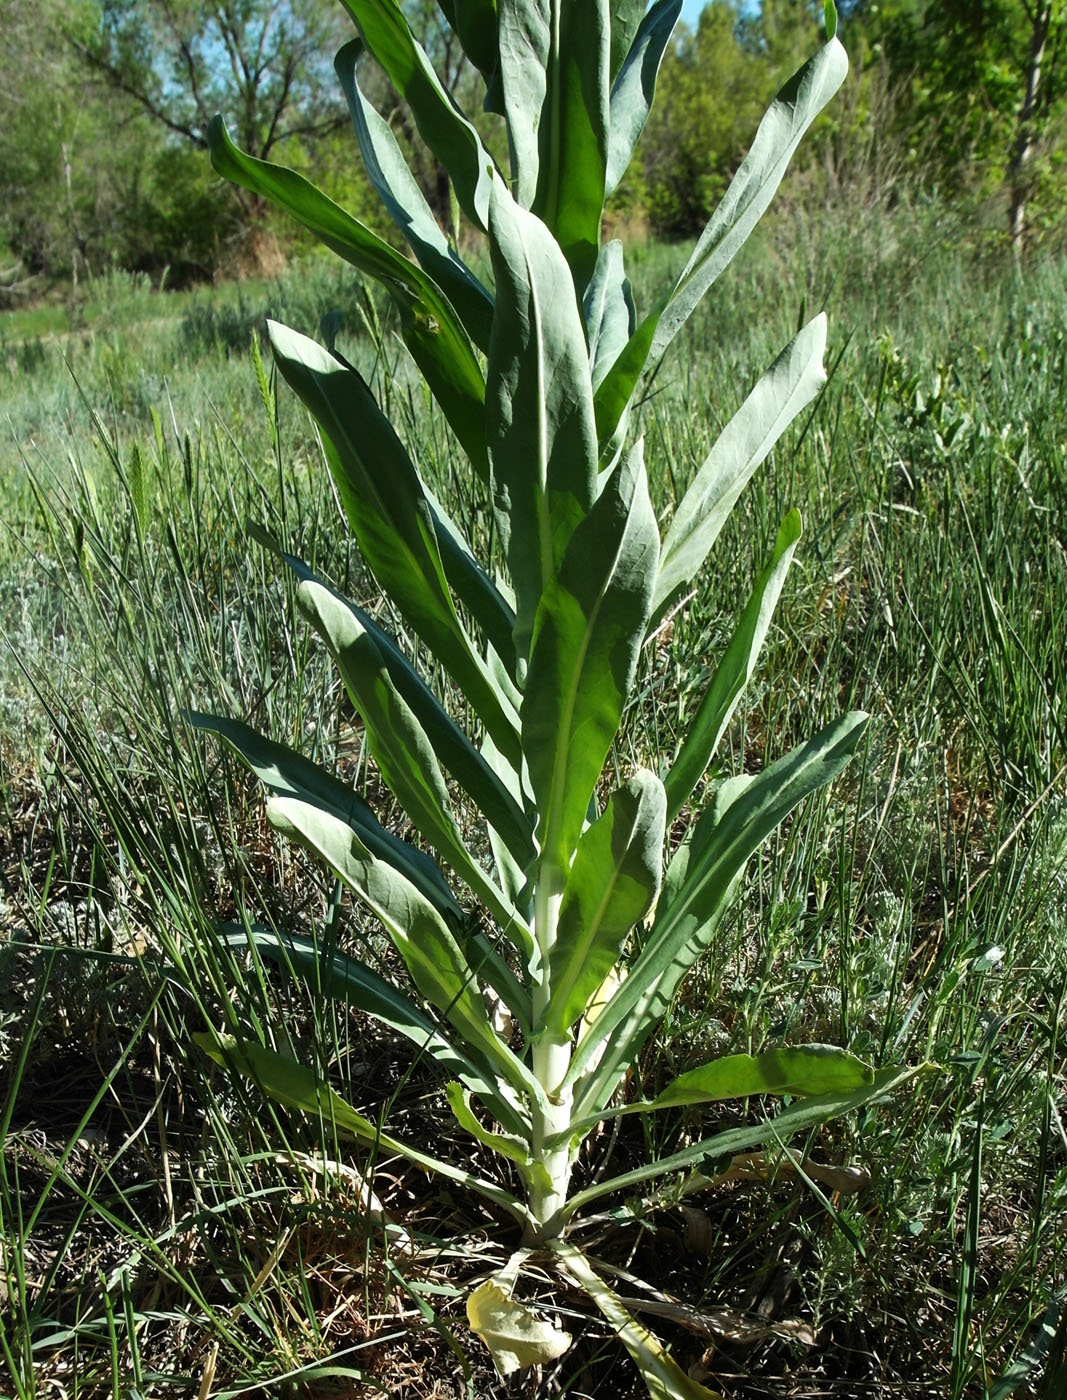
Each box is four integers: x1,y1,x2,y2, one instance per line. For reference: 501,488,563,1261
526,870,575,1243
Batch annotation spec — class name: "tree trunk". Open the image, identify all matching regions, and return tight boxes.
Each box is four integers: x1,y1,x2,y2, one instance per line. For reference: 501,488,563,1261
1009,1,1054,263
60,135,85,292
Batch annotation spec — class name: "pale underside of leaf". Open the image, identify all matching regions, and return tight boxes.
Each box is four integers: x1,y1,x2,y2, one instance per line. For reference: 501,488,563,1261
662,508,802,821
467,1279,572,1376
652,316,827,624
486,180,599,660
568,713,869,1104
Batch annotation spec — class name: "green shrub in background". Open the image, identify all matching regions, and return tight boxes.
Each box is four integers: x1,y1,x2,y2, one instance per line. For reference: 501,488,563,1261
190,2,926,1393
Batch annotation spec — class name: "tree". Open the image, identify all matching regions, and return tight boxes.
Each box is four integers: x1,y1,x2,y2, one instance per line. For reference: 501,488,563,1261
78,0,352,223
86,0,350,157
640,2,767,237
72,1,490,258
858,0,1067,252
0,0,223,288
1008,1,1062,256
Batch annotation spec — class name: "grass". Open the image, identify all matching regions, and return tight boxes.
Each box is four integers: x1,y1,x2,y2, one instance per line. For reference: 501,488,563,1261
1,197,1066,1398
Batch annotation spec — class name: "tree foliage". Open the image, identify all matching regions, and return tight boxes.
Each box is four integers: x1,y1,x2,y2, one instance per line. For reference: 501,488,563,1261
0,0,243,288
81,1,351,165
642,0,1067,247
2,0,1064,287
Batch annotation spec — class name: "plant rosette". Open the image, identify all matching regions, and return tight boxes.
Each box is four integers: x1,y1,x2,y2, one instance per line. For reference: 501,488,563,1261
191,2,929,1393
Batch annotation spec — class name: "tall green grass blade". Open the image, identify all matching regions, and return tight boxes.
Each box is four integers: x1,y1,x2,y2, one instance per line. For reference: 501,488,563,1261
950,1098,984,1399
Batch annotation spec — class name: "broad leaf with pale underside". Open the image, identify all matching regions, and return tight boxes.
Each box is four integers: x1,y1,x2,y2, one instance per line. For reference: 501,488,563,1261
207,119,487,472
593,32,848,448
486,182,599,658
467,1280,572,1376
544,770,665,1035
522,440,659,869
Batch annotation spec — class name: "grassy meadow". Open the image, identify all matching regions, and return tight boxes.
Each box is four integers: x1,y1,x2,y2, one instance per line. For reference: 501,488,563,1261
1,197,1066,1398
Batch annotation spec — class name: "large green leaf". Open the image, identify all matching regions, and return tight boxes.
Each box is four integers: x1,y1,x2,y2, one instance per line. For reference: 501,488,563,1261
568,712,869,1105
486,184,599,657
445,1082,535,1168
187,711,459,919
294,578,533,964
584,239,636,394
334,39,494,354
543,770,665,1035
338,0,495,228
437,0,500,84
608,1,651,83
217,924,528,1137
195,1031,527,1221
266,794,540,1105
651,316,827,624
648,36,847,367
651,1044,874,1109
268,322,518,763
258,547,529,871
497,0,611,285
593,33,848,446
662,510,802,822
539,0,610,288
523,440,659,869
605,0,682,198
553,1243,725,1400
563,1063,932,1213
207,119,487,472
